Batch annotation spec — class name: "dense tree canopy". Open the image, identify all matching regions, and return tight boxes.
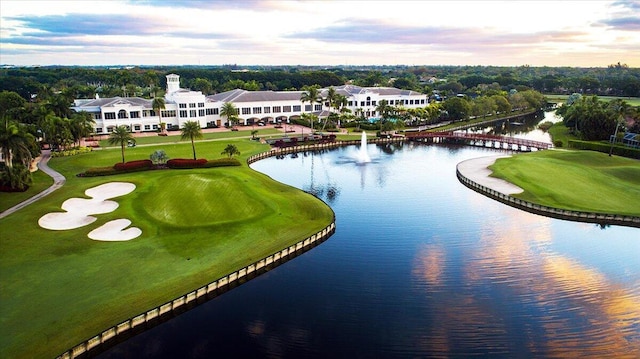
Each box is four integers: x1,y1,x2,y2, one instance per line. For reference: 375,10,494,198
557,96,619,140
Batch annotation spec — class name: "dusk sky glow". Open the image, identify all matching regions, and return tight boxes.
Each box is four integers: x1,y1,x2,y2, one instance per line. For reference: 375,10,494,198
1,0,639,67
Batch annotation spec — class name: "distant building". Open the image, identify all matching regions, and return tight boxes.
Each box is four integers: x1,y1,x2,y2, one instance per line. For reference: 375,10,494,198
72,74,428,134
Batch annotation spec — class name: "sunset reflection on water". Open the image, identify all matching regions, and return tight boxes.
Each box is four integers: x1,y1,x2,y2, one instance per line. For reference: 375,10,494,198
412,205,640,357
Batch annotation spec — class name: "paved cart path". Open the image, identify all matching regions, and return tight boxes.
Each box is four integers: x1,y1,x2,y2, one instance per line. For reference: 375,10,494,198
0,150,66,219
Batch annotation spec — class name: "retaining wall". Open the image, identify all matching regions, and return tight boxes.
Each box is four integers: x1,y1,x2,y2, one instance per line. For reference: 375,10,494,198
456,166,640,228
247,137,403,164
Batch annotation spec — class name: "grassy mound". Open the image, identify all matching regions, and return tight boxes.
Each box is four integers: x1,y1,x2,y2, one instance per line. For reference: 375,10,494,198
142,172,267,226
489,150,640,216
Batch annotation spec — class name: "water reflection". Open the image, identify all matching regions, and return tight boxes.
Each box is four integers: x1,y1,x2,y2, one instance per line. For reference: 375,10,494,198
463,110,563,143
99,141,640,358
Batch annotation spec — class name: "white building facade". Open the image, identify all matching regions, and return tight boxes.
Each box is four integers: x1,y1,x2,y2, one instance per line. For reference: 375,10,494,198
72,74,429,134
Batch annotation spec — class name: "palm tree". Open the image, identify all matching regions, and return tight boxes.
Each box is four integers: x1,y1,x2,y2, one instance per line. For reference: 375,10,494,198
181,120,203,160
108,125,135,163
69,111,95,146
152,97,166,134
301,86,321,133
220,102,239,128
221,144,240,158
321,87,338,131
0,118,34,170
301,86,321,113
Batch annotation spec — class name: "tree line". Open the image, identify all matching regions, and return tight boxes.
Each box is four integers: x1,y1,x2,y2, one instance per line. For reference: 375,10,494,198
1,63,638,102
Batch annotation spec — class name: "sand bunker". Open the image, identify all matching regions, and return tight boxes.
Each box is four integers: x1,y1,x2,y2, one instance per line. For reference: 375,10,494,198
38,212,97,230
457,155,524,195
38,182,141,241
85,182,136,200
61,198,119,215
88,219,142,241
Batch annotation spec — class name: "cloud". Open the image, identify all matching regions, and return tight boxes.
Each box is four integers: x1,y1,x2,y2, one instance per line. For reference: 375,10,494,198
611,0,640,10
2,12,236,49
289,18,588,48
130,0,276,11
8,13,164,36
600,16,640,31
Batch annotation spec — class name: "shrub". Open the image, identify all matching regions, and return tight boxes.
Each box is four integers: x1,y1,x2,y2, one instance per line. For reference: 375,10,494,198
50,146,93,157
553,140,563,148
114,159,153,171
202,158,242,168
568,140,640,159
166,158,208,169
80,166,120,177
538,121,553,131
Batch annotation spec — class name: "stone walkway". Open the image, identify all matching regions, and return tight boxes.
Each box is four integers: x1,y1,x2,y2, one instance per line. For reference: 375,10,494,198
0,150,66,219
456,155,523,195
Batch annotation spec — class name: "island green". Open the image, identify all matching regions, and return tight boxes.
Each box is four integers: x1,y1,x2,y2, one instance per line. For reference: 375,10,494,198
490,150,640,216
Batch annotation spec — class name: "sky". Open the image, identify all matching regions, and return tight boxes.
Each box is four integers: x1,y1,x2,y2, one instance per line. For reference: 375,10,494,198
1,0,639,67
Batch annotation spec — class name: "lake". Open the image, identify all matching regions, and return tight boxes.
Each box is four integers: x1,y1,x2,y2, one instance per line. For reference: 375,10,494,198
99,112,640,358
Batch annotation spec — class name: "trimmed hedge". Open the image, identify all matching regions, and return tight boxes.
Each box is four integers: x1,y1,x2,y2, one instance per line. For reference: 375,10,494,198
80,158,240,177
203,158,241,167
80,166,120,177
166,158,208,169
568,140,640,159
114,159,153,171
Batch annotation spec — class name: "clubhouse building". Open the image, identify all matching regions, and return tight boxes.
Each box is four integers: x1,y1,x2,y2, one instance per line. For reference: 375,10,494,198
72,74,429,134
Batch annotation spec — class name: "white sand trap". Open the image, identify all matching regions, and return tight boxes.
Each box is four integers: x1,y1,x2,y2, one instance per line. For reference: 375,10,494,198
38,182,138,233
61,198,119,215
457,155,524,195
38,212,97,230
85,182,136,200
88,219,142,241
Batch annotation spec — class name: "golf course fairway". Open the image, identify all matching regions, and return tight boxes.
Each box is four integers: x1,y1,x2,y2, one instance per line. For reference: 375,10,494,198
0,139,335,359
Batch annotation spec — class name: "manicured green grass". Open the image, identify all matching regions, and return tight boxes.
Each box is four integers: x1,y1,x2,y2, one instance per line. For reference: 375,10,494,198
98,128,282,147
0,138,334,359
489,150,640,216
545,94,640,106
0,169,53,212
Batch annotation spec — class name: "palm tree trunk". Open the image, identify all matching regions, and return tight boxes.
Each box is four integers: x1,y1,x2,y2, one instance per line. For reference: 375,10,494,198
191,138,196,160
120,143,125,163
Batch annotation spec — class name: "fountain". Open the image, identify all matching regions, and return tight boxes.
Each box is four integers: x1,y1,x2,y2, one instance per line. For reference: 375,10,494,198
357,131,371,163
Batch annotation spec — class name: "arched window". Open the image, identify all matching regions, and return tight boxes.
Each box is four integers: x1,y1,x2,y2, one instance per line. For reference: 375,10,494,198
118,109,128,119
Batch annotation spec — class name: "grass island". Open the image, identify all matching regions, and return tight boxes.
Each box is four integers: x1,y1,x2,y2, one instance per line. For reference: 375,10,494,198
489,150,640,217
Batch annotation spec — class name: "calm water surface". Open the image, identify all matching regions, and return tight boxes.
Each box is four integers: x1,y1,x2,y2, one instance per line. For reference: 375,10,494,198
100,117,640,358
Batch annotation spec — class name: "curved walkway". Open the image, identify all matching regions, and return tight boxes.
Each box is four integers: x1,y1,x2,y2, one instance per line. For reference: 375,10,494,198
0,150,66,219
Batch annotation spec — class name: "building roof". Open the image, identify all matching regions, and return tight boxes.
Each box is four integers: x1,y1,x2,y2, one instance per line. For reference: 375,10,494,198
208,89,304,103
74,96,152,109
325,85,423,97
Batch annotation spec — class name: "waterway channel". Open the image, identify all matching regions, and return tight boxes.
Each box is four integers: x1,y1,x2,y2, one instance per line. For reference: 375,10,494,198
98,112,640,358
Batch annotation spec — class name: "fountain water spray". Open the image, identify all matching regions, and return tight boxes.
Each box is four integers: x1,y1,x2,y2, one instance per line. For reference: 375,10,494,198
357,131,371,163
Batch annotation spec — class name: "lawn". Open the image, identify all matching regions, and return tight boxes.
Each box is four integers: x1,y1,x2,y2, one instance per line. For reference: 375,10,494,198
0,169,53,212
545,94,640,106
98,128,282,147
489,150,640,216
0,138,335,359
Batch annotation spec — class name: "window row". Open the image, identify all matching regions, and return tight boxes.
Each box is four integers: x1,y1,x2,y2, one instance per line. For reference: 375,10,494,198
348,99,427,107
178,102,205,108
